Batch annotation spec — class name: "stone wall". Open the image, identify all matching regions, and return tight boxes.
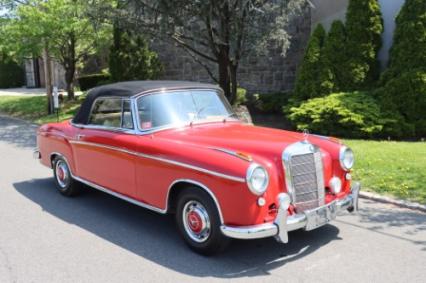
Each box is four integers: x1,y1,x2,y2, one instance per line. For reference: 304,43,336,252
151,9,311,94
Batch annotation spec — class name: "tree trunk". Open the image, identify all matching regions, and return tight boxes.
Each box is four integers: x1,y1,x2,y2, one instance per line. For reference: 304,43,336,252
218,49,231,101
42,45,53,114
65,65,75,100
229,63,238,104
66,32,76,100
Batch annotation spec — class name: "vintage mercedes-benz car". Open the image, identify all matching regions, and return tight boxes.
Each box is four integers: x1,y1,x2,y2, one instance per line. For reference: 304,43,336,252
34,81,360,255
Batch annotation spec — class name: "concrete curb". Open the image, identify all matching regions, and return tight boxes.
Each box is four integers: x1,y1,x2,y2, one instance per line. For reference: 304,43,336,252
360,191,426,213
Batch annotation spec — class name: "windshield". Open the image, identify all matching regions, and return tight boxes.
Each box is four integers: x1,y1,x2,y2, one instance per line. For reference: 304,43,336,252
136,89,237,130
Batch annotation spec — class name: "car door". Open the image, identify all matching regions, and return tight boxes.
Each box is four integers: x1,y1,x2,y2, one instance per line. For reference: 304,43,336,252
72,97,138,198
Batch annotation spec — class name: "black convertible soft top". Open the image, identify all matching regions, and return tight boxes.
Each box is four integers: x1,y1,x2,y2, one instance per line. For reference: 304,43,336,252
72,80,220,125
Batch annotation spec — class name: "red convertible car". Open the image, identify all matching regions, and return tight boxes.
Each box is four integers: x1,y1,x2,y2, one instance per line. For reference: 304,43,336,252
34,81,360,255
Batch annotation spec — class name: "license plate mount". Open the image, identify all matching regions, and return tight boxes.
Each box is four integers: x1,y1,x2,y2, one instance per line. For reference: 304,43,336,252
304,201,337,231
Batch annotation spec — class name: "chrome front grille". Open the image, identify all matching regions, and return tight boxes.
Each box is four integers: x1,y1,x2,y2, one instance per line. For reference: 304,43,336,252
282,141,325,212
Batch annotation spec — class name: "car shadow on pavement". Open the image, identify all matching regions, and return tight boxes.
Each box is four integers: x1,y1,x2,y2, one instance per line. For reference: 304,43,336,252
337,199,426,251
14,178,341,278
0,115,38,149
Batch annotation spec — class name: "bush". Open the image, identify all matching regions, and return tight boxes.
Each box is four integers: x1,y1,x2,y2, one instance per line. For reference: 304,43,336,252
376,70,426,137
287,92,408,138
321,20,347,93
380,0,426,82
293,24,326,101
109,27,162,82
344,0,383,89
77,74,110,91
234,87,247,106
253,92,289,113
0,54,24,88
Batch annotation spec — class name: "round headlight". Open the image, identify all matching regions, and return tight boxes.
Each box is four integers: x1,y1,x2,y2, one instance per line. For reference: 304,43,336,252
339,146,354,171
246,163,269,196
329,176,342,194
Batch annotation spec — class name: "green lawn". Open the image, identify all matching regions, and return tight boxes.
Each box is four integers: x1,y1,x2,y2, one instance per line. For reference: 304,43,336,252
0,95,425,204
0,95,84,124
345,140,426,204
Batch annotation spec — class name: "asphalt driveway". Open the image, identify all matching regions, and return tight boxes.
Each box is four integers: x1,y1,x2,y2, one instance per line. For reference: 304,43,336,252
0,115,425,283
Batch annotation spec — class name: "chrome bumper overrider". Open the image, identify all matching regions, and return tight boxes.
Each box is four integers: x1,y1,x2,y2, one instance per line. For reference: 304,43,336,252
220,182,361,243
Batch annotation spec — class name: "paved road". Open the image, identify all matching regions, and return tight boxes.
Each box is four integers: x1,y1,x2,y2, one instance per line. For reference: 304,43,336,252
0,115,425,283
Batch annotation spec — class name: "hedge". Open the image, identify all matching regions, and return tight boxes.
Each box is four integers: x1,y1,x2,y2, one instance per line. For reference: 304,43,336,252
77,74,111,91
287,92,408,139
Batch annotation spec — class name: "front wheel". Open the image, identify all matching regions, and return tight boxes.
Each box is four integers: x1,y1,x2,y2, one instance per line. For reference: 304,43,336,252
53,156,80,196
176,188,230,255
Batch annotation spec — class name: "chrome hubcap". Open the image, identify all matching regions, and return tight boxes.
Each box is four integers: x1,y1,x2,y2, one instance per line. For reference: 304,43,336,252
182,200,210,243
55,160,69,189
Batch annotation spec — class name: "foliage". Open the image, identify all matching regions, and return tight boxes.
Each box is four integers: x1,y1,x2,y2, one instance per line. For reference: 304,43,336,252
0,53,24,88
346,139,426,204
0,0,112,99
109,27,162,82
376,0,426,138
233,87,247,106
124,0,308,102
344,0,383,89
321,20,347,93
0,94,84,124
381,0,426,82
287,92,409,138
376,70,426,137
293,24,326,101
253,92,289,113
77,74,111,91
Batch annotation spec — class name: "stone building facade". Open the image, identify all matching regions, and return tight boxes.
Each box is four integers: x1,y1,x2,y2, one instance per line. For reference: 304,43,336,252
151,9,311,94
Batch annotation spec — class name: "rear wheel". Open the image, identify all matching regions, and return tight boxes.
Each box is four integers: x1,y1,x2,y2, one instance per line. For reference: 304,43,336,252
176,188,230,255
53,156,80,196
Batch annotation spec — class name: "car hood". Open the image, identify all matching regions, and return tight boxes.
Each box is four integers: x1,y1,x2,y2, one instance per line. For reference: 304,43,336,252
155,122,325,161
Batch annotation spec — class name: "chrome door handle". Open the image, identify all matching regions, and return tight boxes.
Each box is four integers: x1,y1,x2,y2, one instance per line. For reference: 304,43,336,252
76,134,85,140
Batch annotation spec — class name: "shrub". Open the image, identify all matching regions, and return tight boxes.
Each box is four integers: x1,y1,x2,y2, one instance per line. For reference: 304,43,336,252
376,70,426,137
253,92,289,113
77,74,110,91
287,92,408,138
344,0,383,89
381,0,426,82
293,24,326,101
377,0,426,138
0,54,24,88
234,87,247,106
109,27,162,82
321,20,347,93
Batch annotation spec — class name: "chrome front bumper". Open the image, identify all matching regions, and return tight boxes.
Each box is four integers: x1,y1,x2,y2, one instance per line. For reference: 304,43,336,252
221,182,360,243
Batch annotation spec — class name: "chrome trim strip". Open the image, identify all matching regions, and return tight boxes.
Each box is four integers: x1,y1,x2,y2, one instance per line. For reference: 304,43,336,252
50,152,167,213
209,147,252,162
69,140,246,183
167,179,224,223
49,153,227,221
73,175,166,214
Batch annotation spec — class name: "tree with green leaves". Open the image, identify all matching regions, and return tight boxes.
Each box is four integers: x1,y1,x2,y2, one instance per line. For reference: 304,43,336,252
378,0,426,137
293,24,326,101
0,0,111,112
321,20,347,93
344,0,383,90
109,26,162,82
0,52,24,88
122,0,308,103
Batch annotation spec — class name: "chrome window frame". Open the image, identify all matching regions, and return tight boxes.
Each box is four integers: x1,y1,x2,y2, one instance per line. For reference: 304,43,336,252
133,88,238,134
72,96,138,134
